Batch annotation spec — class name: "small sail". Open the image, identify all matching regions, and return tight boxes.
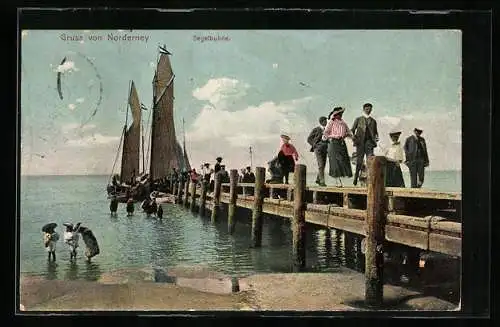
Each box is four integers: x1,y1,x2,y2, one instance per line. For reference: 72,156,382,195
120,81,142,184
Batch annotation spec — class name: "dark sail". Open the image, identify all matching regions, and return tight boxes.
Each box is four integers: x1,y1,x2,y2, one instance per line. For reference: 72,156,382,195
120,81,141,184
149,52,188,180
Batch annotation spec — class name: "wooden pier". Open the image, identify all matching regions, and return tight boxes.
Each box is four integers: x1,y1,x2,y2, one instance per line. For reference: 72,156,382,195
168,157,461,307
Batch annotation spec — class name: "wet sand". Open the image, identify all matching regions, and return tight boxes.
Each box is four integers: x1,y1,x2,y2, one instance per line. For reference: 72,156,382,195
19,266,458,312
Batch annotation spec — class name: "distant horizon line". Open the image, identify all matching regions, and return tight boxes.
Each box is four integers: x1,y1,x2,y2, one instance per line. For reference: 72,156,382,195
20,169,462,177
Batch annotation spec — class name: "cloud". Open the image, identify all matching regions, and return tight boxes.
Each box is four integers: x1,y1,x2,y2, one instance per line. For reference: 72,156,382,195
192,77,250,108
66,133,120,148
21,30,28,39
56,60,79,73
76,97,85,103
68,103,76,110
62,123,96,133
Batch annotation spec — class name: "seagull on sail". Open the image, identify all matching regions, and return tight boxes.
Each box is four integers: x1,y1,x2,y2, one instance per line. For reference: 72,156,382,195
299,82,310,87
159,44,172,55
140,103,148,110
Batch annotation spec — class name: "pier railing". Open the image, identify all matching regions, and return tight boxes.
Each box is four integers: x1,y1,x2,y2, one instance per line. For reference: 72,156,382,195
170,157,461,307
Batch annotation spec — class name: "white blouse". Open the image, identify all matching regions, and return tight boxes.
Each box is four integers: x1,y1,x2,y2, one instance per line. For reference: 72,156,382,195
385,143,404,162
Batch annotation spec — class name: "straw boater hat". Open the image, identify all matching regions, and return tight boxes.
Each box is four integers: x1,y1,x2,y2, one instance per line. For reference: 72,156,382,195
389,131,402,137
216,156,223,162
414,128,423,133
280,134,291,141
328,106,345,119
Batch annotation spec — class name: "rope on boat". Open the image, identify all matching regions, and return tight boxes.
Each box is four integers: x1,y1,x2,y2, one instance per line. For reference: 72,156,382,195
108,127,126,184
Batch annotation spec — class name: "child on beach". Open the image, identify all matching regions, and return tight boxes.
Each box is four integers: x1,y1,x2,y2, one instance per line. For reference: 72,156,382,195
63,222,80,261
43,226,60,262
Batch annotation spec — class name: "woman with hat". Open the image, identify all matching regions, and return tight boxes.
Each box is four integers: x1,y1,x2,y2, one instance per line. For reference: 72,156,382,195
277,134,299,184
322,106,353,187
384,131,405,187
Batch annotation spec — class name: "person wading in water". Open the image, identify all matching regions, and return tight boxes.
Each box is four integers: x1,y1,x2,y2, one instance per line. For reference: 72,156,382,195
322,107,353,187
109,195,118,216
351,103,379,186
277,134,299,184
126,198,134,216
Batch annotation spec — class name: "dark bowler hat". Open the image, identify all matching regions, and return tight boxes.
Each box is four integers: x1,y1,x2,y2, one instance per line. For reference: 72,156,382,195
414,128,423,133
204,163,210,167
389,131,402,137
216,157,223,161
280,134,291,140
246,166,251,170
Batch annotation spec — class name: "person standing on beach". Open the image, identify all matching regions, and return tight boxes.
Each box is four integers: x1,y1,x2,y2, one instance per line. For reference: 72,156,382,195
351,103,379,186
384,131,406,187
126,198,135,216
277,134,299,184
307,116,328,186
322,107,353,187
404,128,430,188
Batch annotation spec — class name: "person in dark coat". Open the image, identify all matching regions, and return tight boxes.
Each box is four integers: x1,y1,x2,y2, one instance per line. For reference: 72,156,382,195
277,134,299,184
157,204,163,220
384,131,406,187
404,128,429,188
351,103,379,186
109,196,118,215
307,116,328,186
322,107,353,187
126,198,135,216
266,156,283,184
214,157,223,174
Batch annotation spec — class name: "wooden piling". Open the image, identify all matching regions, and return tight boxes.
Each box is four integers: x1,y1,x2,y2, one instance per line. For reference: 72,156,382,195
177,180,183,204
292,164,307,271
343,193,351,208
199,181,207,216
210,173,222,223
287,187,293,202
312,191,318,204
364,156,387,307
190,181,197,211
269,187,274,199
228,169,239,234
250,167,265,247
183,179,190,206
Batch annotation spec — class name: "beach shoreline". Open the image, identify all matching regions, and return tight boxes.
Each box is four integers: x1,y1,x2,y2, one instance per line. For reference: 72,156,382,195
19,266,458,312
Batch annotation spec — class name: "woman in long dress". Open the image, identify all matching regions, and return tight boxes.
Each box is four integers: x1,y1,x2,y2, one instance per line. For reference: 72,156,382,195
277,134,299,184
78,226,100,263
384,131,405,187
322,107,353,187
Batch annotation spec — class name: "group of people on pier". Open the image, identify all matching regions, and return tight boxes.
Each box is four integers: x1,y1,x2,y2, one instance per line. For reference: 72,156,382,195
305,102,429,188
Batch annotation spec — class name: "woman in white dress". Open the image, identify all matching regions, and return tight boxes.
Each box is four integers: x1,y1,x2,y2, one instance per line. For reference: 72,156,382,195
63,222,80,261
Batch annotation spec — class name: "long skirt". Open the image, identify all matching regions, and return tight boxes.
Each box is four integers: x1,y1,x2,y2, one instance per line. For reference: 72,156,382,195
81,230,100,259
277,151,295,174
327,138,353,178
386,161,405,187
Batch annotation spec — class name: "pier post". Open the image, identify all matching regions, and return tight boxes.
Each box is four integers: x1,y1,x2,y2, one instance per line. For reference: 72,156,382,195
292,164,307,271
228,169,239,234
287,187,293,202
190,181,197,211
250,167,265,247
199,181,207,216
184,179,190,207
269,187,274,199
177,180,184,204
364,156,387,307
312,191,318,204
211,173,222,223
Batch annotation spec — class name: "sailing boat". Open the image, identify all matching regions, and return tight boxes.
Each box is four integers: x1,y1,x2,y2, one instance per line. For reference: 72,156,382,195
148,45,190,181
106,80,143,202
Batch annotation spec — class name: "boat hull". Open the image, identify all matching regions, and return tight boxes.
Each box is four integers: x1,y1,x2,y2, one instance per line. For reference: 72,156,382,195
150,191,176,204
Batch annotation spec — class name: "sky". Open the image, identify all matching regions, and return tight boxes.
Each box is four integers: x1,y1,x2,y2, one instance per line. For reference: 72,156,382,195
20,29,461,176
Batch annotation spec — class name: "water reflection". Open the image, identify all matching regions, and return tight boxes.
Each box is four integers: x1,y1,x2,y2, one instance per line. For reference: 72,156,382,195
64,261,79,280
46,261,58,280
83,261,102,281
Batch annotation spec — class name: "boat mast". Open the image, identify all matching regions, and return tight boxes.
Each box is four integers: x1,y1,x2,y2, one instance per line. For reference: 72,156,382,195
182,117,186,171
249,146,253,169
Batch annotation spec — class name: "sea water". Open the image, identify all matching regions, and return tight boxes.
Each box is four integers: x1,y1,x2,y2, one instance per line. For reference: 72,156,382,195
19,172,461,303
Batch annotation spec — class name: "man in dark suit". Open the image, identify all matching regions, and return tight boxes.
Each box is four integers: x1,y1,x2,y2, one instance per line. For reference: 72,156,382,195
307,116,328,186
404,128,430,188
351,103,379,186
